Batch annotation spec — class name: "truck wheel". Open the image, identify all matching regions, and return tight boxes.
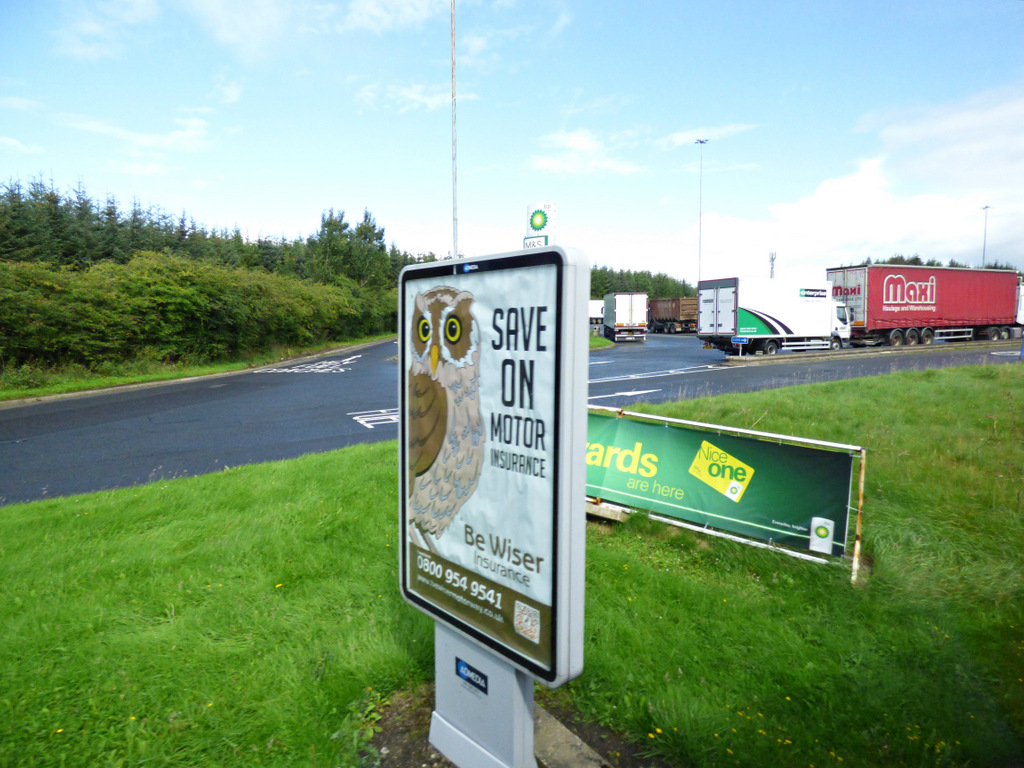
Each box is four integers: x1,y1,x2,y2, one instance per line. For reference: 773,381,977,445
904,328,920,345
763,340,779,355
887,329,904,347
999,327,1011,340
830,336,842,350
986,326,1000,340
920,328,934,345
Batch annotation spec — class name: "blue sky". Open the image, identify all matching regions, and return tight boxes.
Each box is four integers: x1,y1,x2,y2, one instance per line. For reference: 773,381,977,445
2,0,1022,283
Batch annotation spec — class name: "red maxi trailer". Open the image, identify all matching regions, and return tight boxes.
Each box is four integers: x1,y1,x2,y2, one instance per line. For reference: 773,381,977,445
826,264,1024,347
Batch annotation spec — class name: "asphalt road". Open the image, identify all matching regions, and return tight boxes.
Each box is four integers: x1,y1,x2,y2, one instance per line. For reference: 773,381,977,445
0,340,402,505
587,331,1023,404
2,333,1020,506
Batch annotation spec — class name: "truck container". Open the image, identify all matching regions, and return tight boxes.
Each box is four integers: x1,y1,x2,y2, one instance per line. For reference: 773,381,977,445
826,265,1024,346
588,299,604,325
649,296,698,333
698,277,850,355
603,292,648,342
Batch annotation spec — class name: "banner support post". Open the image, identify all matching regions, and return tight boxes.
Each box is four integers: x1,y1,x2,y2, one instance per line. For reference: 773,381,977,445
850,449,867,584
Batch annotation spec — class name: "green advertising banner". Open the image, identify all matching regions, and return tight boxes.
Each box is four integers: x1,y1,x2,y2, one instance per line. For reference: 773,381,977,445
586,411,857,557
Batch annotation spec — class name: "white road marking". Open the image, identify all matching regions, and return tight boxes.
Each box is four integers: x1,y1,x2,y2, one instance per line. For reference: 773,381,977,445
588,364,724,384
348,408,399,428
259,355,363,373
588,389,661,400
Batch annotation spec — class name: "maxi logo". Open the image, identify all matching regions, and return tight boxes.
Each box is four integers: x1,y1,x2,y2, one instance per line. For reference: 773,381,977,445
456,658,488,695
882,273,937,306
688,440,755,503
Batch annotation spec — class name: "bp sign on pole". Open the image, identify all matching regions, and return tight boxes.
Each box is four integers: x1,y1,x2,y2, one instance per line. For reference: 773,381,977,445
399,246,587,687
524,202,555,250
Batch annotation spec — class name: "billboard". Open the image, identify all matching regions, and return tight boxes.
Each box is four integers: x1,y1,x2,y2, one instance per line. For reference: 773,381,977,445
586,410,860,557
399,247,587,686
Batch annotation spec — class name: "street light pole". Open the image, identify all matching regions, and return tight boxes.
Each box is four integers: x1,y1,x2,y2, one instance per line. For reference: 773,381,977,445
695,139,707,285
981,205,991,268
451,0,458,260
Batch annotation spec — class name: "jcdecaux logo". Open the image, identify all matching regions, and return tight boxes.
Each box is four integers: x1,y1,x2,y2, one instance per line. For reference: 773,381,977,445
688,440,755,503
456,658,488,695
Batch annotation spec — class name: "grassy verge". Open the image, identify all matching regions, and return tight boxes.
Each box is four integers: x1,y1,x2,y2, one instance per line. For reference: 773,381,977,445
0,444,430,768
0,334,395,402
2,365,1022,767
588,329,614,349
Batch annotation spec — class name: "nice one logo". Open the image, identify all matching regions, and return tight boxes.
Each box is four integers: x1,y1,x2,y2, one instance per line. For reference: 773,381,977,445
688,440,754,503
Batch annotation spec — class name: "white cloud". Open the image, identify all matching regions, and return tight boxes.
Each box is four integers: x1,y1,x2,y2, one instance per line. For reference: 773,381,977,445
529,129,645,175
56,0,159,60
621,85,1024,281
460,32,491,68
56,18,119,60
98,0,160,25
550,10,571,36
551,129,601,154
181,0,292,61
298,2,341,32
636,155,1023,283
563,91,632,120
339,0,448,32
0,97,45,112
72,116,211,154
352,80,463,112
355,83,380,110
388,83,455,112
0,136,44,154
214,77,244,104
872,84,1024,198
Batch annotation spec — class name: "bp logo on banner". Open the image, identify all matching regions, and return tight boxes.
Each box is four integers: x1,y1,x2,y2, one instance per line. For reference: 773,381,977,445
809,517,835,554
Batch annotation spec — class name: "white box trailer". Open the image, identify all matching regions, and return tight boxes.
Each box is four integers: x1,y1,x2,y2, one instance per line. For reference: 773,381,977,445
698,277,850,355
603,292,648,342
588,299,604,324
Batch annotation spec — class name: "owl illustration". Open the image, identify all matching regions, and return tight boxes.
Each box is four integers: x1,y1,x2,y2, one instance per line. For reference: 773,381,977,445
407,286,485,542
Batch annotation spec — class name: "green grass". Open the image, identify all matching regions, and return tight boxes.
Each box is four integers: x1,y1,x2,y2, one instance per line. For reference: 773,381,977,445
588,329,613,349
2,365,1023,767
1,445,432,767
0,334,396,402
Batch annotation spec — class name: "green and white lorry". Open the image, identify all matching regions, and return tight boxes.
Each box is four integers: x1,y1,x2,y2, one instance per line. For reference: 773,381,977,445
698,277,851,355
